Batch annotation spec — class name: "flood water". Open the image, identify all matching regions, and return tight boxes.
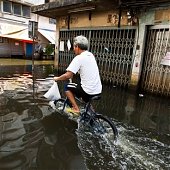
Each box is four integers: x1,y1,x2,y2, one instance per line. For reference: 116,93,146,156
0,59,169,170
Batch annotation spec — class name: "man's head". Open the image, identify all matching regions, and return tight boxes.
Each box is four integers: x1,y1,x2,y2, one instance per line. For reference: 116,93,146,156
73,35,88,55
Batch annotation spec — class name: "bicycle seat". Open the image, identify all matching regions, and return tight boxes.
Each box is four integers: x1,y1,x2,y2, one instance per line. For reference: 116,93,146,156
90,95,101,101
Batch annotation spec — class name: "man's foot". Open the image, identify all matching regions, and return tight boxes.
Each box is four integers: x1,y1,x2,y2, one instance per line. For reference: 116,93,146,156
65,107,80,116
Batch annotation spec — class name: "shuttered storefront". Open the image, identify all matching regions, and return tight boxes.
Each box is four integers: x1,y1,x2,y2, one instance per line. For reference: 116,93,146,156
0,37,24,57
140,25,170,96
0,37,11,57
59,27,137,87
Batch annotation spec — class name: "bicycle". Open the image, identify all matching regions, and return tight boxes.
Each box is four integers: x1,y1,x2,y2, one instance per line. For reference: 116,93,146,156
50,93,118,142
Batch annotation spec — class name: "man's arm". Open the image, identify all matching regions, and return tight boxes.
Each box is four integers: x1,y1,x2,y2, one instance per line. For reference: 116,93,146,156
54,71,73,81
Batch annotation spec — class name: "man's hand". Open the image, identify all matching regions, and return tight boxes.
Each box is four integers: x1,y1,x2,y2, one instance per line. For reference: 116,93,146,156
53,71,73,82
54,76,59,81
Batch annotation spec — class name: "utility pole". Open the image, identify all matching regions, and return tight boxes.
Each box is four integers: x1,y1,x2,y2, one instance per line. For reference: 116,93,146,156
28,21,38,99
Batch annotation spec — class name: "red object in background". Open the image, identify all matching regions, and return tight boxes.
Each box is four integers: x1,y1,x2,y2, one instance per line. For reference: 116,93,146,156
22,39,33,43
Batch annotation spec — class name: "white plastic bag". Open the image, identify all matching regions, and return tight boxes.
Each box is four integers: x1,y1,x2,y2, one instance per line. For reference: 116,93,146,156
43,81,61,101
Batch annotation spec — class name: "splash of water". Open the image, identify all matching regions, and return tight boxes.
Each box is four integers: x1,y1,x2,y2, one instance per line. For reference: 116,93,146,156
77,121,170,170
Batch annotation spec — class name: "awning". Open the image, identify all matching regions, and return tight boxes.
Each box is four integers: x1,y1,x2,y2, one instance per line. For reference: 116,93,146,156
1,28,32,42
0,23,32,42
38,29,55,44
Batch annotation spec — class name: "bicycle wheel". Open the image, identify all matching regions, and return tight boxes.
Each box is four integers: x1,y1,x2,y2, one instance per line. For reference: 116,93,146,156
92,114,118,142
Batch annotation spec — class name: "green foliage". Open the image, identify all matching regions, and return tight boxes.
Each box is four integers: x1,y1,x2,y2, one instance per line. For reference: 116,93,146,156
45,44,54,55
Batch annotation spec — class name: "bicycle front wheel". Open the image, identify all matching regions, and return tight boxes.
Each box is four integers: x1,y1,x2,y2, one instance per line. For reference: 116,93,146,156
92,114,118,142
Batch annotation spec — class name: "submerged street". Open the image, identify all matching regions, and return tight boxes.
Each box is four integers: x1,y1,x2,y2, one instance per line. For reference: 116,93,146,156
0,59,169,170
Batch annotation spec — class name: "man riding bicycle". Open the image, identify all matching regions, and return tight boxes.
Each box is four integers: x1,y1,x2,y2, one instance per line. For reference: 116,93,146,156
54,35,102,115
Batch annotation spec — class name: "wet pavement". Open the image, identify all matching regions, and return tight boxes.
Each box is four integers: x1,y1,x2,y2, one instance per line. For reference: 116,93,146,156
0,59,169,170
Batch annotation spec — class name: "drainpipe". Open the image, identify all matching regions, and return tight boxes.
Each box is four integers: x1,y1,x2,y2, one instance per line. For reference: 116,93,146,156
67,15,70,30
118,0,122,28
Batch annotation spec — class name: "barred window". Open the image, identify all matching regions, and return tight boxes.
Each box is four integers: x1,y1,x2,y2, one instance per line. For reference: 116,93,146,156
0,37,9,43
3,37,9,43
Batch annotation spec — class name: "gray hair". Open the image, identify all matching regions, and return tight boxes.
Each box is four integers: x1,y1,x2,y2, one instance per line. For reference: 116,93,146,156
73,35,88,50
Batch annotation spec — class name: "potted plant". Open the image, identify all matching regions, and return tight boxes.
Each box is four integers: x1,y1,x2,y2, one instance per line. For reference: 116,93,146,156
44,44,54,59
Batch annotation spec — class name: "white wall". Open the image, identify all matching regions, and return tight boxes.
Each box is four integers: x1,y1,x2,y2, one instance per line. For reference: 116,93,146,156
22,0,45,5
130,9,155,87
38,16,56,30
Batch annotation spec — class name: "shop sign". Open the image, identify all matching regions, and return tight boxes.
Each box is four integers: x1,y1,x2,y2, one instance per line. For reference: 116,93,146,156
160,52,170,66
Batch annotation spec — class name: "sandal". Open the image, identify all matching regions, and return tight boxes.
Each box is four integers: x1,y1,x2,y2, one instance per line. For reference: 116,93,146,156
65,107,80,116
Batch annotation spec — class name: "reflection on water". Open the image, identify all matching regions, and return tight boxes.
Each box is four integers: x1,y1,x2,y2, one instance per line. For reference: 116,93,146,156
37,113,86,170
0,68,86,170
95,86,170,140
0,74,46,169
0,59,169,170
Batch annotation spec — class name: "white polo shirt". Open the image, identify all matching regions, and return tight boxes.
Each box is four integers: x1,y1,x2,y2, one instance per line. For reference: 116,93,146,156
66,51,102,95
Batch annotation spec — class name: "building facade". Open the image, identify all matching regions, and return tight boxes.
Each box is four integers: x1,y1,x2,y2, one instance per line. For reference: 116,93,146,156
0,0,56,59
32,0,170,96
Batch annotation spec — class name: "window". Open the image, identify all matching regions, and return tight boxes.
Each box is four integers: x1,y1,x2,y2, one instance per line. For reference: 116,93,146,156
3,1,12,13
3,38,9,43
45,0,50,3
0,37,9,43
13,3,21,16
49,18,56,24
22,5,30,17
2,1,30,18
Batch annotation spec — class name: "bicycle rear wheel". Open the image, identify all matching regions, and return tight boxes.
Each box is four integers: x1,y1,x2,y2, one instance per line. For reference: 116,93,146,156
92,114,118,142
